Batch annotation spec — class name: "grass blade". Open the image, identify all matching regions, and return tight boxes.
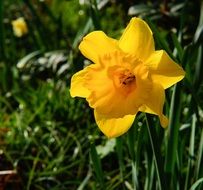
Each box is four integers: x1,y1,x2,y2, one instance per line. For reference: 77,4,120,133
195,126,203,180
193,46,202,89
26,154,40,190
127,120,142,189
165,84,183,175
116,137,124,181
127,125,136,162
190,178,203,190
184,114,197,190
171,33,183,61
77,167,92,190
145,114,167,190
131,161,139,190
90,142,105,189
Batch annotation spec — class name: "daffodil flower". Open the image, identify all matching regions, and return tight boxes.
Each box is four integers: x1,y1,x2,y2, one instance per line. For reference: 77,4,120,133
12,17,28,37
70,17,185,138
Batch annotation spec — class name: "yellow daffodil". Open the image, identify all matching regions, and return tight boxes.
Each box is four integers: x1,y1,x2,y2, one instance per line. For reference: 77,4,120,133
12,17,28,37
70,17,185,138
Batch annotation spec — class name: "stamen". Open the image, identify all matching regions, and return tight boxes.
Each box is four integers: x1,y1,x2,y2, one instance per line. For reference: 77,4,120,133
119,71,136,85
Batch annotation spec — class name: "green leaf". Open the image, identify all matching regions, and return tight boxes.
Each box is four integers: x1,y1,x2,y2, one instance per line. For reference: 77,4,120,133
90,142,105,188
171,32,183,61
115,137,124,180
184,114,197,190
189,178,203,190
165,84,183,174
193,46,202,89
17,51,41,69
145,114,168,190
195,127,203,180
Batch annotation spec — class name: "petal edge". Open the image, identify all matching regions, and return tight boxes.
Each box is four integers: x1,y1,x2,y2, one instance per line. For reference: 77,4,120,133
146,50,185,89
79,31,118,63
119,17,155,61
139,82,168,128
94,111,136,138
70,68,90,98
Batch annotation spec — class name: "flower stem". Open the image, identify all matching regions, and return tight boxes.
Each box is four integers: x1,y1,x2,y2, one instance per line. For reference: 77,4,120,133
145,114,168,190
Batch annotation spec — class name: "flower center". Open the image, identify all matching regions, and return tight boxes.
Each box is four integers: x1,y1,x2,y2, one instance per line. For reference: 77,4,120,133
119,70,136,85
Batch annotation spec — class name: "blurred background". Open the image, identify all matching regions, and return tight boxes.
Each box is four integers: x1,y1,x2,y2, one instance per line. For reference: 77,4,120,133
0,0,203,189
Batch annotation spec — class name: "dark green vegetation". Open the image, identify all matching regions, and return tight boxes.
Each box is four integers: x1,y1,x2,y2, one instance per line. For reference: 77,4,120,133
0,0,203,189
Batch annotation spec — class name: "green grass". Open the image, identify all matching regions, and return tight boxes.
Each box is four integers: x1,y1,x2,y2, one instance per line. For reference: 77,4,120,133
0,0,203,189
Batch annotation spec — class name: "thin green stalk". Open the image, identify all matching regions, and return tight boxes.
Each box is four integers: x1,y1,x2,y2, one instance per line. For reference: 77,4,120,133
116,137,124,181
26,154,40,190
171,33,183,61
194,125,203,180
193,45,202,89
165,84,183,175
144,154,155,190
149,157,155,190
127,123,139,189
77,166,92,190
127,124,136,162
131,162,139,190
184,114,196,190
136,119,146,170
90,142,105,189
145,114,167,190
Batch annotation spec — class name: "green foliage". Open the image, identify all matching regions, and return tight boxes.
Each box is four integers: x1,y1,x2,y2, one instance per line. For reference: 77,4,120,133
0,0,203,189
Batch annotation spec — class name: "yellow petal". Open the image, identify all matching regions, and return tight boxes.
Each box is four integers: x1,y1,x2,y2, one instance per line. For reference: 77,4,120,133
146,50,185,89
94,111,136,138
70,67,90,98
79,31,118,63
139,82,168,127
118,17,155,61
